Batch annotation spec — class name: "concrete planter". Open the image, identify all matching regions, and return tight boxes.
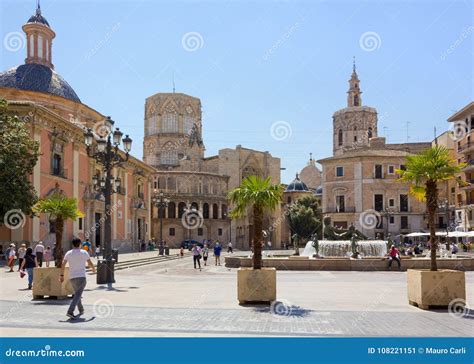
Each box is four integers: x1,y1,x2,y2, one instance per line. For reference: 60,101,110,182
237,267,276,304
407,269,466,309
32,267,74,299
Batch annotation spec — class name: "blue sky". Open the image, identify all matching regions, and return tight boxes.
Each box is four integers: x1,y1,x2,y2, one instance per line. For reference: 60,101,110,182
1,0,472,183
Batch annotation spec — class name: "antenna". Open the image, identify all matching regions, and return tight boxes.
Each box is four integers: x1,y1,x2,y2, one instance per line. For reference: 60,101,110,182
406,121,410,142
172,71,175,93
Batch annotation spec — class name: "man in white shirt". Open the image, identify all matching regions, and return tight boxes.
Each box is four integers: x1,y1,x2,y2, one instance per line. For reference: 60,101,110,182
60,238,95,319
34,241,45,267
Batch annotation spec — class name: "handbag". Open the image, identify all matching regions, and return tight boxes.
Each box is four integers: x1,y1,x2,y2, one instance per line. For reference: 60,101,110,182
19,269,26,278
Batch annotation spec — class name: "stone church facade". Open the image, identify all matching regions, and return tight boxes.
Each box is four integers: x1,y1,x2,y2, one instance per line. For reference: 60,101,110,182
143,93,281,248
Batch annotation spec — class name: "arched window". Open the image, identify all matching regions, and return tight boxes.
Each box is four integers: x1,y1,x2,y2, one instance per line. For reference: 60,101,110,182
161,113,178,133
168,202,176,219
368,127,373,139
178,202,186,218
191,202,199,211
203,203,210,219
160,150,178,165
212,203,219,219
338,129,343,146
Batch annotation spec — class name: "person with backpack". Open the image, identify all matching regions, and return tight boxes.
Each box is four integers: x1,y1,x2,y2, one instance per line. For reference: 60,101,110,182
20,247,38,289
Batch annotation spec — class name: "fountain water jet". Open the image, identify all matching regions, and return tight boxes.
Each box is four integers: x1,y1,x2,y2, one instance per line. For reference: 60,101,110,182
301,240,387,257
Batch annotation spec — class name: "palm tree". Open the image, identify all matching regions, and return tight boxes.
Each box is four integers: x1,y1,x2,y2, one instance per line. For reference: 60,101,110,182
33,193,84,267
397,146,463,271
228,176,284,269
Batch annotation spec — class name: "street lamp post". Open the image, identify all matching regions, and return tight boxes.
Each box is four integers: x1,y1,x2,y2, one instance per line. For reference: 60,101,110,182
151,189,169,246
382,208,393,239
84,117,132,286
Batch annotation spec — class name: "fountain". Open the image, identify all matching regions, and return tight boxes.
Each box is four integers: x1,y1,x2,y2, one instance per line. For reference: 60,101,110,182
301,240,387,257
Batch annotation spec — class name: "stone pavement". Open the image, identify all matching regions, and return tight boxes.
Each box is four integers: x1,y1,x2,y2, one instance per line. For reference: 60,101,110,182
1,254,473,337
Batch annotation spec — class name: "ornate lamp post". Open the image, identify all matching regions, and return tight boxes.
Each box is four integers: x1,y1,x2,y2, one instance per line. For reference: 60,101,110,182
84,117,132,285
152,189,169,246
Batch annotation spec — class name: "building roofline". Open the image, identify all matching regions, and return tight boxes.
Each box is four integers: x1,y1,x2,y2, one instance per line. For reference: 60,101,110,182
447,101,474,122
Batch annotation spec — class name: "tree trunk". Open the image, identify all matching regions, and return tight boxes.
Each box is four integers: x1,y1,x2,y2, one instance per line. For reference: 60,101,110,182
252,205,263,269
426,180,438,271
54,217,64,268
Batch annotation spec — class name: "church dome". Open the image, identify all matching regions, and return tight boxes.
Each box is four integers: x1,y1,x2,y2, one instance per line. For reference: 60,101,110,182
285,174,309,192
0,64,80,102
27,11,50,27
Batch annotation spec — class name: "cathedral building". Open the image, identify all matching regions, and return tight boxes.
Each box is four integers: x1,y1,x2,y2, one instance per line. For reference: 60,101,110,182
318,64,431,238
143,92,281,248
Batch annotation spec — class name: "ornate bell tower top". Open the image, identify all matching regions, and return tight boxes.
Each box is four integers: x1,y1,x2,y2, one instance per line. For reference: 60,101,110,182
347,57,362,107
22,1,56,69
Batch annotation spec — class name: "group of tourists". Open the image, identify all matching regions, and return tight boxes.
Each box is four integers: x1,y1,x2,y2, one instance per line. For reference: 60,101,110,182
191,242,223,270
4,241,53,273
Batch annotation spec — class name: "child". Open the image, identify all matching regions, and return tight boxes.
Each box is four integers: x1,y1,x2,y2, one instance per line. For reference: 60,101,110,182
44,246,52,267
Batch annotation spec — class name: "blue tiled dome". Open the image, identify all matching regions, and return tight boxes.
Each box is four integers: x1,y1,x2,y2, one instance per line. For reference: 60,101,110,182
0,63,80,102
285,174,309,192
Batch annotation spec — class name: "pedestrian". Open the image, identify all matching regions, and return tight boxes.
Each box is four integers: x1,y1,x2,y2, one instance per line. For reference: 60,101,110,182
267,240,272,251
192,244,202,270
44,246,52,267
7,243,16,272
20,247,38,289
60,238,96,319
202,244,209,266
18,243,27,272
95,245,101,258
451,244,459,255
214,242,222,266
82,239,92,255
34,241,45,267
387,245,401,271
227,241,233,254
180,246,184,258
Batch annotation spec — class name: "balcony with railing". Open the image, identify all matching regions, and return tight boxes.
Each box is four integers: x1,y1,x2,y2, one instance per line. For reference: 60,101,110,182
459,141,474,154
462,159,474,172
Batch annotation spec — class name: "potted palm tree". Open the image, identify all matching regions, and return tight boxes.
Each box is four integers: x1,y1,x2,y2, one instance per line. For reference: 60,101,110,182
32,192,84,298
228,176,283,304
397,146,466,309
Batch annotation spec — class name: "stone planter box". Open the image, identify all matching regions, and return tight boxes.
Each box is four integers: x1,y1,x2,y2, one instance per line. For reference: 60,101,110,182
407,269,466,309
237,267,276,304
32,267,74,299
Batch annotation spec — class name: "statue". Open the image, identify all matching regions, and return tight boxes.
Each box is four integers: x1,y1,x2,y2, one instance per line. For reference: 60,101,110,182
350,235,360,259
310,233,320,258
292,233,300,256
323,217,368,241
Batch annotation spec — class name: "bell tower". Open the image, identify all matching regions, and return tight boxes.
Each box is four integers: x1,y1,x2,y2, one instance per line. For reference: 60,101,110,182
347,58,362,107
22,1,55,69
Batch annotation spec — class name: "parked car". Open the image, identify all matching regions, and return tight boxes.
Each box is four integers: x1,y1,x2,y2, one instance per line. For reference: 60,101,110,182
180,240,203,250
